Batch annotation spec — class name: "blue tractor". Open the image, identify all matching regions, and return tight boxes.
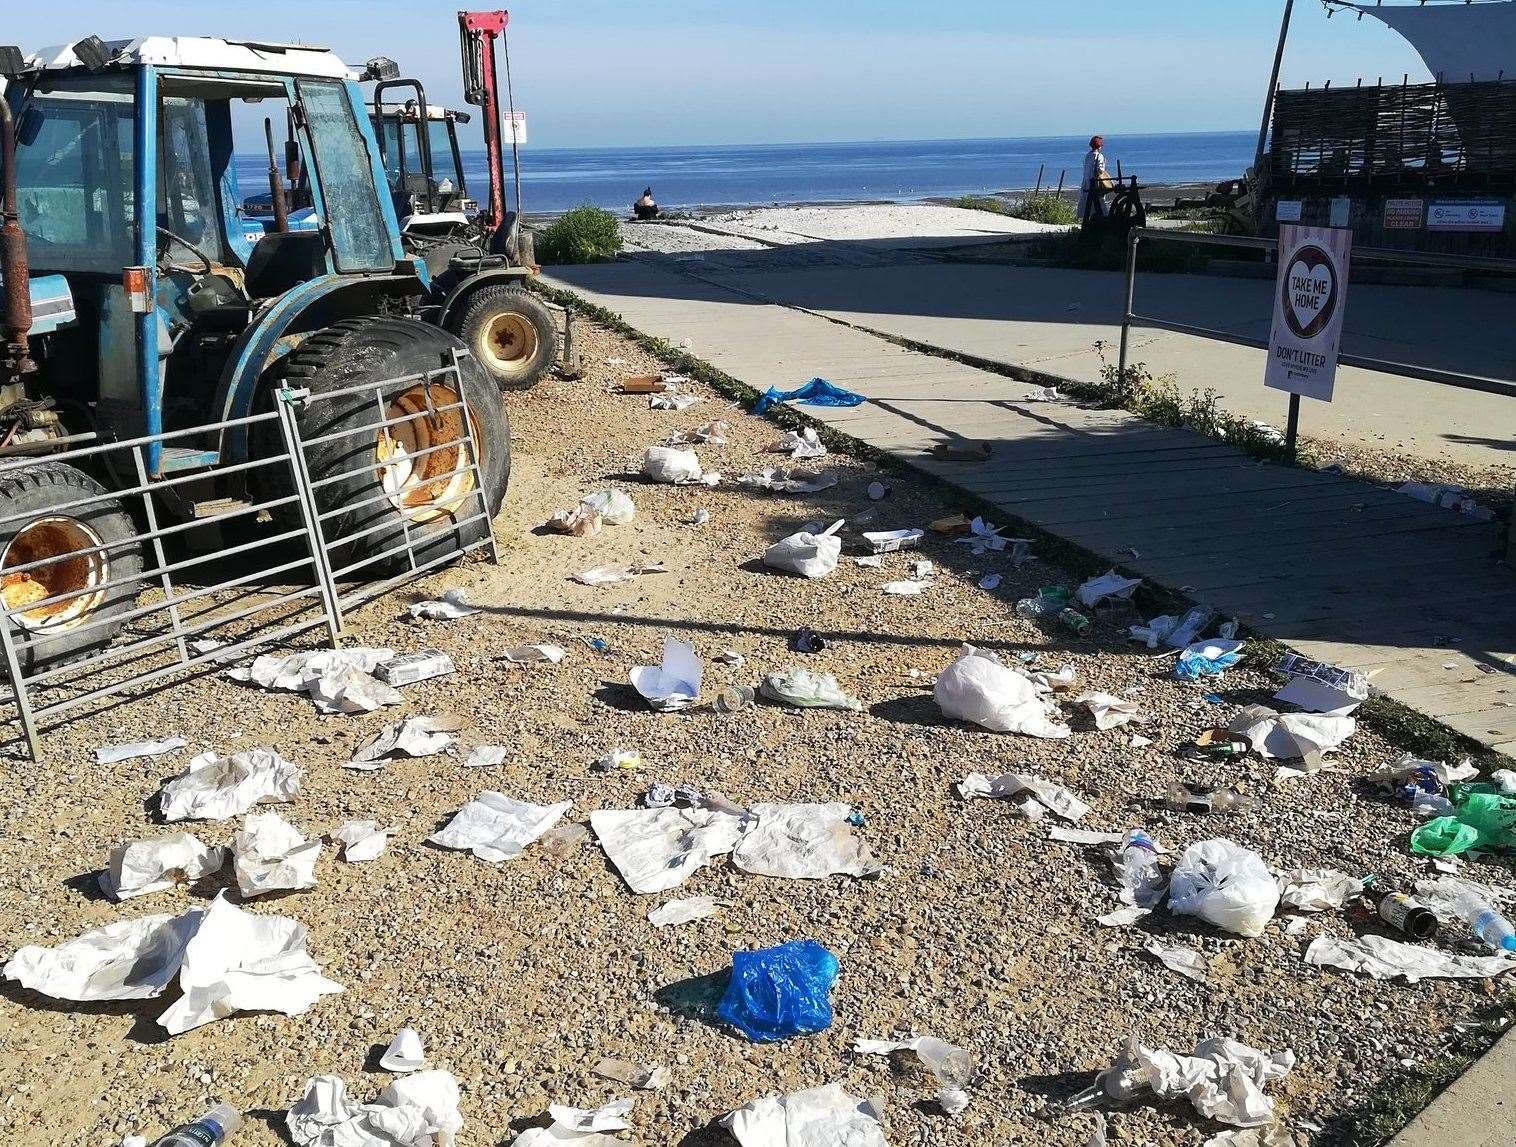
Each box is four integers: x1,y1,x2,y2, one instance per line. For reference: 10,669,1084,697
0,35,511,670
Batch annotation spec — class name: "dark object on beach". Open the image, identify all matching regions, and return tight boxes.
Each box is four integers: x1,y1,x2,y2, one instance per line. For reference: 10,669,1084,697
789,627,826,654
633,187,660,220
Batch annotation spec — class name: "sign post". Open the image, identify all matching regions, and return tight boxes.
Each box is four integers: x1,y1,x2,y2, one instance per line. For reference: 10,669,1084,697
1265,224,1352,456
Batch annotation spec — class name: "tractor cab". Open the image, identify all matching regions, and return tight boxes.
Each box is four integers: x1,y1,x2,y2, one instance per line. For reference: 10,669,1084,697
371,91,478,236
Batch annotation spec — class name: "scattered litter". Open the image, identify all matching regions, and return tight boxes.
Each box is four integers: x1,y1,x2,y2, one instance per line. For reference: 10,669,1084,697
861,527,923,554
591,748,642,772
867,480,887,501
501,643,568,665
650,391,701,410
768,427,827,460
882,578,931,596
1098,906,1151,927
593,1058,669,1090
464,745,509,768
1228,705,1355,769
348,716,462,769
333,820,389,863
853,1035,974,1114
288,1072,461,1147
718,939,838,1042
157,892,343,1035
512,1098,634,1145
723,1083,886,1147
3,911,203,1003
159,747,302,822
978,573,1002,591
854,555,884,568
428,793,572,863
1076,570,1142,608
1021,385,1062,401
232,812,321,898
1079,1034,1294,1128
619,374,672,394
101,833,224,901
95,737,188,765
764,520,844,578
380,1026,427,1073
579,488,637,525
648,896,723,928
1396,481,1495,521
539,823,593,859
1130,733,1153,748
1168,839,1280,937
1015,585,1070,620
1176,639,1245,680
751,377,866,413
958,772,1090,821
667,419,730,446
546,504,602,536
1077,691,1143,731
1411,783,1516,857
1141,940,1208,982
1048,826,1127,846
1165,780,1247,814
1113,829,1167,908
375,648,455,688
1129,606,1215,650
1305,934,1516,982
407,588,479,621
736,466,839,494
935,645,1071,738
714,648,745,667
631,637,703,711
759,668,862,711
231,648,402,713
687,507,711,526
1275,868,1364,912
572,562,667,586
591,807,746,894
731,803,878,879
642,445,704,484
1271,653,1368,714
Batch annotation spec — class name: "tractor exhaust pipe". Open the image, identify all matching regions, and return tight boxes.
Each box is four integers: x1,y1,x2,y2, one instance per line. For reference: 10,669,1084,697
0,98,36,378
264,117,290,234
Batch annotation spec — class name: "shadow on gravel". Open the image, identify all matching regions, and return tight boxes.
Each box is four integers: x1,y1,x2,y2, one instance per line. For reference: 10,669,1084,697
868,692,949,728
653,968,730,1029
1019,1066,1098,1103
0,979,171,1045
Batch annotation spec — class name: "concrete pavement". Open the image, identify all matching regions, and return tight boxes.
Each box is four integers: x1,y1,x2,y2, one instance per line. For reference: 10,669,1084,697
1389,1026,1515,1147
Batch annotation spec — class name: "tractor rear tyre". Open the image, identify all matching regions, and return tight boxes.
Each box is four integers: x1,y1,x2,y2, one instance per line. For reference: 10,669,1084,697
0,461,143,674
260,318,510,577
456,285,558,391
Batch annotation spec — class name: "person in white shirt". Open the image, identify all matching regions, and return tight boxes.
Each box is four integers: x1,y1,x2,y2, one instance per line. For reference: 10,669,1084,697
1078,136,1109,223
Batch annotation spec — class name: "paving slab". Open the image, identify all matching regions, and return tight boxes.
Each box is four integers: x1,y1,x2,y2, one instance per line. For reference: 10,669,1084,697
1388,1026,1516,1147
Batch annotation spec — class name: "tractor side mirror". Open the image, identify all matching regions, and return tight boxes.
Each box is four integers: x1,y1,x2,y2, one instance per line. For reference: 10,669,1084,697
72,36,115,72
364,57,400,82
0,46,24,78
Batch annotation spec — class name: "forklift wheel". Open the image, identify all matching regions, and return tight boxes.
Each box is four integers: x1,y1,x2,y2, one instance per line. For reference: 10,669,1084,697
456,285,559,391
0,462,143,674
258,318,510,577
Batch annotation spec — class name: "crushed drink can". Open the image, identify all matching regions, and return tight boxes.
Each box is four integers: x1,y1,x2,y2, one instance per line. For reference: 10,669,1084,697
376,648,455,687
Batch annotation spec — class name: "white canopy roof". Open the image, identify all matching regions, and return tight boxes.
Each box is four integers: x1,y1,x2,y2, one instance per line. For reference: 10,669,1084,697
1339,1,1516,83
26,36,356,80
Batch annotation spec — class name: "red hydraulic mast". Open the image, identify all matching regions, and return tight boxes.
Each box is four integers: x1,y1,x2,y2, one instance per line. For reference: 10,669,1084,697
458,10,512,237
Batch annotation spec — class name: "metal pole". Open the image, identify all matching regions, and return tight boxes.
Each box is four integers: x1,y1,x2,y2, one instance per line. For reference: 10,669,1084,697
1284,393,1301,458
274,388,345,644
0,609,40,761
1118,231,1140,379
1255,0,1296,172
130,445,190,665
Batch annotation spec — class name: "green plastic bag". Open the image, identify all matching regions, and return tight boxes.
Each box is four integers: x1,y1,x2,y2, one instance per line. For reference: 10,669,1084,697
1409,817,1481,857
1410,785,1516,856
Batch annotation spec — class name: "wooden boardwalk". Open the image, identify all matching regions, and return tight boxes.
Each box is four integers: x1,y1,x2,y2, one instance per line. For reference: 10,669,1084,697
546,260,1516,756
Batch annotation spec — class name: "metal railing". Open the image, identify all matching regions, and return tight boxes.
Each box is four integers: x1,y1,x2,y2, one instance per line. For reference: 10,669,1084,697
1117,227,1516,454
0,350,499,760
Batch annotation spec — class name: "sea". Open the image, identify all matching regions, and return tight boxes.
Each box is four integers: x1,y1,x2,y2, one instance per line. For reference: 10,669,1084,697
235,130,1255,215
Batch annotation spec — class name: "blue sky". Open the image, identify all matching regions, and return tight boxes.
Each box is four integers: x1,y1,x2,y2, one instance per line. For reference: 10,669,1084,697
7,1,1431,147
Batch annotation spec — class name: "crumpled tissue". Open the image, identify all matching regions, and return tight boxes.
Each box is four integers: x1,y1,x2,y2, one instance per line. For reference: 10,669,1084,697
348,716,462,769
101,833,224,900
159,747,302,822
957,772,1090,821
95,736,187,764
334,820,390,863
1076,570,1142,608
287,1071,461,1147
723,1083,886,1147
768,427,827,460
763,521,843,579
510,1098,633,1145
642,445,704,484
232,811,321,897
935,645,1070,738
429,792,571,863
407,588,478,621
4,910,204,1001
1077,691,1143,731
1228,704,1355,769
648,896,723,927
1099,1034,1295,1128
1275,868,1364,912
230,647,401,713
1304,933,1516,982
1141,940,1209,982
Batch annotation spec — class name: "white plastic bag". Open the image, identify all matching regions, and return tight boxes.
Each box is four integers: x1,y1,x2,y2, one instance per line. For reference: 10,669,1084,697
1168,839,1279,937
641,446,702,484
934,645,1070,739
580,488,636,525
763,521,843,579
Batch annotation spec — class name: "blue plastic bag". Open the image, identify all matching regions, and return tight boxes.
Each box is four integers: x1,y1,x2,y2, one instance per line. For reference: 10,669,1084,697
716,939,839,1041
751,378,866,414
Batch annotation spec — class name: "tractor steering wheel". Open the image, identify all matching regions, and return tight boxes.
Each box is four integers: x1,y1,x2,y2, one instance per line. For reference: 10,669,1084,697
155,225,215,276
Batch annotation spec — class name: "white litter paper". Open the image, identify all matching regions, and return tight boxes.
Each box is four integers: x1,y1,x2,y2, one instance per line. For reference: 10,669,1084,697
1102,1035,1295,1128
853,1035,975,1114
428,792,572,863
1275,868,1364,912
159,747,302,822
1076,570,1143,608
648,896,723,927
231,647,401,713
511,1098,633,1145
348,716,461,769
464,745,509,768
334,820,390,863
1077,691,1143,731
731,803,878,880
232,812,321,898
1141,940,1209,982
593,1059,668,1090
95,736,187,765
768,427,827,460
935,645,1071,739
590,807,747,894
1305,933,1516,982
723,1084,887,1147
1048,826,1126,846
882,578,931,596
1229,705,1355,767
630,637,703,711
157,893,342,1035
288,1071,462,1147
650,391,700,411
763,521,843,579
957,772,1090,821
572,562,666,587
579,488,636,525
642,445,703,484
1273,675,1362,716
3,909,203,1001
407,588,479,621
380,1026,427,1073
101,833,224,900
309,665,404,714
737,466,839,495
1098,906,1151,927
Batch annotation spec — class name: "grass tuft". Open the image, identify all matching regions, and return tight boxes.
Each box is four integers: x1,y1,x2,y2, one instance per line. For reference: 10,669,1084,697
534,205,623,265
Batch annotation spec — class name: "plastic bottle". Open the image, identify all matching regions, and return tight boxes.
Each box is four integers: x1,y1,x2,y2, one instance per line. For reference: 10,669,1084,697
714,685,755,713
1113,829,1165,907
1164,781,1246,814
1059,607,1091,634
149,1103,241,1147
1450,890,1516,952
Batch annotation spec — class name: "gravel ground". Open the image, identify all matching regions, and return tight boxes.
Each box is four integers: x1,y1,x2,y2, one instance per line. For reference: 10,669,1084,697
0,320,1511,1147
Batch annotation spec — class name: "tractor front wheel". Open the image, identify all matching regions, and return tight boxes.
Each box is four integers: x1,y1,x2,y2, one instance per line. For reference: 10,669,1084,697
456,285,559,391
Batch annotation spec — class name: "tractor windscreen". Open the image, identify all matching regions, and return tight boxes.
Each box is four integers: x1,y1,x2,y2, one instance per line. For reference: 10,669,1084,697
296,80,394,273
7,77,135,276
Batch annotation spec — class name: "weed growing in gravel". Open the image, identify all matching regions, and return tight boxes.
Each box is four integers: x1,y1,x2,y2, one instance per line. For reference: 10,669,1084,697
535,205,624,264
954,193,1077,226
